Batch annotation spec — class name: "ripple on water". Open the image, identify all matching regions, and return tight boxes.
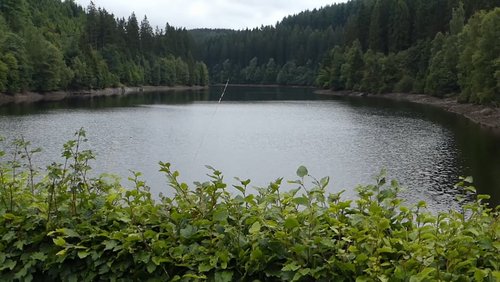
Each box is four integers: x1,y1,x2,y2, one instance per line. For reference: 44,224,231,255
0,88,499,212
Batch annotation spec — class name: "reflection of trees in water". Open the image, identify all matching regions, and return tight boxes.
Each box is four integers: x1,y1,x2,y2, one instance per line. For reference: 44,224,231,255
0,87,499,208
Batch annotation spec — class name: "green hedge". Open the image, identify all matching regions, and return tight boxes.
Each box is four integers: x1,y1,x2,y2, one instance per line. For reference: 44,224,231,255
0,130,499,281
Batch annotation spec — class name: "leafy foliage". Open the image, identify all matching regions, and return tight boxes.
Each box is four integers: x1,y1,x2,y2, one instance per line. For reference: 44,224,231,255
0,131,498,281
457,8,500,104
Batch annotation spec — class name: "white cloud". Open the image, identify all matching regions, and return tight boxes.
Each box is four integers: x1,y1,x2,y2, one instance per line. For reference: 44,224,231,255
74,0,347,30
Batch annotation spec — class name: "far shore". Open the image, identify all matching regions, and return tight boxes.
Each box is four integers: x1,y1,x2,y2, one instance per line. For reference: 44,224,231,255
0,85,208,106
213,83,315,88
2,85,499,136
315,89,500,135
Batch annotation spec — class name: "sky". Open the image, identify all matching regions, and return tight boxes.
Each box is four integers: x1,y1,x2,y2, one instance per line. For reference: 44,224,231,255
74,0,348,30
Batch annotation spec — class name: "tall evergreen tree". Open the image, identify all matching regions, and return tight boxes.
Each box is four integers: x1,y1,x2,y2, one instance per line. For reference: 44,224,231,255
125,13,140,57
450,1,465,35
140,16,154,53
0,0,28,32
84,1,99,50
368,0,390,53
388,0,410,52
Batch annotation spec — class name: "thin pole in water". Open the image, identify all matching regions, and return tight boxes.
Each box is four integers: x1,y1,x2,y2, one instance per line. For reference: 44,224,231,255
218,78,230,104
193,79,230,161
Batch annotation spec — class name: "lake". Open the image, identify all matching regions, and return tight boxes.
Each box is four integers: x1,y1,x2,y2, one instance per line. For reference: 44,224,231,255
0,86,499,211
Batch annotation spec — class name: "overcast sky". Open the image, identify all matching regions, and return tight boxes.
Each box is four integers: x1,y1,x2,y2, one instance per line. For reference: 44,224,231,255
74,0,348,30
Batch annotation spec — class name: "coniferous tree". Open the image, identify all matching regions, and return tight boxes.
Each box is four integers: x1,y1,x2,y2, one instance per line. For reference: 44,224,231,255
450,2,465,35
368,0,390,53
388,0,410,52
125,13,140,57
0,0,28,32
85,2,99,50
140,16,153,53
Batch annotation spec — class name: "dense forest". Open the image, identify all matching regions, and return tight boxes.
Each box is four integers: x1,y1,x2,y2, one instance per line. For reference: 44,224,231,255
196,0,499,103
316,5,500,104
0,0,498,103
0,0,209,94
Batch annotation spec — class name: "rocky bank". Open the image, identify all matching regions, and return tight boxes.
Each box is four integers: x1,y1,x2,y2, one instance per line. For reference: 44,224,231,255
315,90,500,135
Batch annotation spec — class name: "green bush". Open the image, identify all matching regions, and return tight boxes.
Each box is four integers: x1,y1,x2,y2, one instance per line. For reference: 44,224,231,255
0,130,499,281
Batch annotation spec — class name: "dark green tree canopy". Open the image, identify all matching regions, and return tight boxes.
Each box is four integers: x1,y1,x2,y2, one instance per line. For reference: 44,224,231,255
0,0,497,100
0,0,209,93
317,6,500,104
193,0,497,88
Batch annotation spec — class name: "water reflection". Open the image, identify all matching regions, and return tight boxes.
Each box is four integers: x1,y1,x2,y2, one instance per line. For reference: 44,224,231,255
0,87,498,209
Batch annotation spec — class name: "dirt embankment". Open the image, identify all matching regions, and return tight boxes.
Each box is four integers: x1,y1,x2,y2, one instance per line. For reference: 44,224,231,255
0,85,208,106
315,90,500,134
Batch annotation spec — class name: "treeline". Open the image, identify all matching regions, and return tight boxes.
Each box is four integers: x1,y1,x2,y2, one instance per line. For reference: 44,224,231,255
317,6,500,104
0,0,497,99
0,0,208,94
196,0,498,88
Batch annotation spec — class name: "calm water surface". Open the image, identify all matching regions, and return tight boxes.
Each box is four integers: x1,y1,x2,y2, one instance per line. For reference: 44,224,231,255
1,87,499,211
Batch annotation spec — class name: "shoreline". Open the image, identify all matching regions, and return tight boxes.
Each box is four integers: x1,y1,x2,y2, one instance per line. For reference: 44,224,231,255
0,85,208,106
315,89,500,135
213,83,314,88
2,85,499,135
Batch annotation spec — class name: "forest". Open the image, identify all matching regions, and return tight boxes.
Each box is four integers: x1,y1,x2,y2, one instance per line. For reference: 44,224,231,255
197,0,499,103
0,0,498,103
0,0,209,94
315,4,500,104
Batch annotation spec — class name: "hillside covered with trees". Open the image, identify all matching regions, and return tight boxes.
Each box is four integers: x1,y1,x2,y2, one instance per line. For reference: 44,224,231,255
196,0,499,104
0,0,498,104
0,0,209,94
316,5,500,104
